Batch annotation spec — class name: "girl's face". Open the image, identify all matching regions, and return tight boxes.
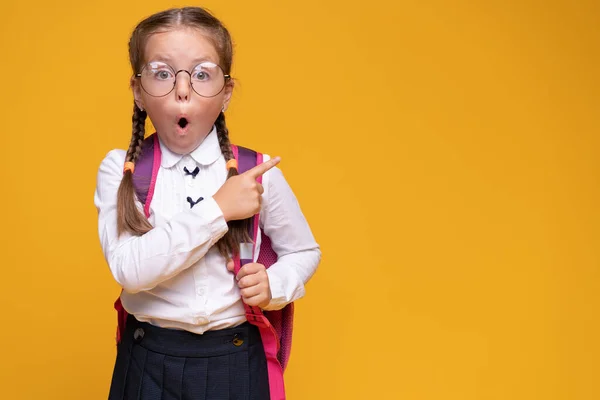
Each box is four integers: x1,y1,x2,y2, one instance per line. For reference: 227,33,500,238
132,27,233,155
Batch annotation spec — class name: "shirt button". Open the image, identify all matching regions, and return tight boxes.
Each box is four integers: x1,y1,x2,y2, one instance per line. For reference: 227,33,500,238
197,288,205,296
232,334,244,347
133,328,145,342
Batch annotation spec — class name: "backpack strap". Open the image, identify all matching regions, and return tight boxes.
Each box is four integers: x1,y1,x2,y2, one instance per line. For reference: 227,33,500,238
231,144,287,400
259,234,294,371
114,133,161,344
133,133,161,219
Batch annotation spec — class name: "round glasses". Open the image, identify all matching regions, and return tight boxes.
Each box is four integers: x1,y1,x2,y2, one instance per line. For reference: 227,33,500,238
135,61,231,98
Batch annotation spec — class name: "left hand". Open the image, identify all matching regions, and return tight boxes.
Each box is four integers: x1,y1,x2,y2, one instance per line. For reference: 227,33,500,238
226,260,272,308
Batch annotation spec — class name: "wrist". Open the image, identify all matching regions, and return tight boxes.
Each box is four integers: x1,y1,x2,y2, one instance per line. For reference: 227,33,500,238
212,194,231,222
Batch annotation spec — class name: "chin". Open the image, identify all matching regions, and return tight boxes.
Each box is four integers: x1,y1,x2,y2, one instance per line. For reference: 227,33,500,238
165,131,203,154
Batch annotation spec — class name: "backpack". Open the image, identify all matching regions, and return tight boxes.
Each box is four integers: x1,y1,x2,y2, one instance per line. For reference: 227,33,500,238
113,133,293,400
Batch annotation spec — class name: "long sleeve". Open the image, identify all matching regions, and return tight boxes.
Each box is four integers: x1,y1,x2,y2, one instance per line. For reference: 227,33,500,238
260,161,321,311
94,149,229,294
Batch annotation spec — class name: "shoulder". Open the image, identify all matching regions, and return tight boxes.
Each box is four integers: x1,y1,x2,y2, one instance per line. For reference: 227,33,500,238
99,149,126,173
96,149,127,189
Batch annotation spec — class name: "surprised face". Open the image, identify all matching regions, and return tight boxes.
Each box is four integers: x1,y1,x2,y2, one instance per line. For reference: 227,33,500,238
132,27,233,154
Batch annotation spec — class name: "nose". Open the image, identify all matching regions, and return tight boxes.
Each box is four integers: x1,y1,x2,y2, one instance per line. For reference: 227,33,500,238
174,70,191,103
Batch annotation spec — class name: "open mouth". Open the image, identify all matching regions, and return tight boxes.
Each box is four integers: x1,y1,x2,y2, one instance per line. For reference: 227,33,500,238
178,117,189,129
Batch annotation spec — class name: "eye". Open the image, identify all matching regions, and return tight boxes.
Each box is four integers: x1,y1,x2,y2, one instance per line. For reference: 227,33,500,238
154,69,173,80
144,62,174,81
193,70,210,81
192,62,219,82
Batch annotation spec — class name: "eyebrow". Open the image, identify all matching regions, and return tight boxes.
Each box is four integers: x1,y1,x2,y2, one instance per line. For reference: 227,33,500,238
148,54,218,66
192,57,217,64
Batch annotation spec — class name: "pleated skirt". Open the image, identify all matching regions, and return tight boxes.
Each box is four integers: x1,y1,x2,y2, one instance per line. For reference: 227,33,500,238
108,314,270,400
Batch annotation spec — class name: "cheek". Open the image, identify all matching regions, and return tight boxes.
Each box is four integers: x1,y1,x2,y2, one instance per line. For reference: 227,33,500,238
197,95,225,113
141,95,162,114
144,100,170,127
193,96,225,125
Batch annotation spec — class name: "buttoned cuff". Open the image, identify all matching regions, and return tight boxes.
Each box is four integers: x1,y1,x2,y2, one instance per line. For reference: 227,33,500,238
262,268,305,311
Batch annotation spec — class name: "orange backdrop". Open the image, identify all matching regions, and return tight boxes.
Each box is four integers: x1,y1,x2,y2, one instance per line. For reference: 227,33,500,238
0,0,598,399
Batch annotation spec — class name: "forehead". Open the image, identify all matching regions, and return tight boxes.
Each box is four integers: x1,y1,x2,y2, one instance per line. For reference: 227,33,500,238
143,27,220,66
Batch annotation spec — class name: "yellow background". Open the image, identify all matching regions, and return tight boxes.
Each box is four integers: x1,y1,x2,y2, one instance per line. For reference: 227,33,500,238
0,0,598,399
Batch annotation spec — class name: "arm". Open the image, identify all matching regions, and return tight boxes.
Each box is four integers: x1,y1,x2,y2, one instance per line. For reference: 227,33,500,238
260,161,321,311
94,150,228,293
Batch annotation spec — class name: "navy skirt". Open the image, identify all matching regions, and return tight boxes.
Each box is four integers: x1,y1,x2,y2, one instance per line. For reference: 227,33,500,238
108,314,270,400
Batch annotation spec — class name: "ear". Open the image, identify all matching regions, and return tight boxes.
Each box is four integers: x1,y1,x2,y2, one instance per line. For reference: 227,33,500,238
130,76,145,110
222,78,234,111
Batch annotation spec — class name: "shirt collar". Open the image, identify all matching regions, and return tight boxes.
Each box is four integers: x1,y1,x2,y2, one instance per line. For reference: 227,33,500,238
158,125,221,168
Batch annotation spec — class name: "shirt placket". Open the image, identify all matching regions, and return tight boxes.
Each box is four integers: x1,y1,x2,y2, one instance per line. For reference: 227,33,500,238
180,156,209,324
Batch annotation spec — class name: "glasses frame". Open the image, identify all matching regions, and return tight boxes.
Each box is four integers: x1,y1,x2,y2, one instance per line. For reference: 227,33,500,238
135,61,231,98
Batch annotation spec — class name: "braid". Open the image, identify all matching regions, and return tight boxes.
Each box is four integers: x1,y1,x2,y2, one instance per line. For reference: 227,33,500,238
215,112,237,178
116,103,152,236
214,112,253,259
127,104,147,163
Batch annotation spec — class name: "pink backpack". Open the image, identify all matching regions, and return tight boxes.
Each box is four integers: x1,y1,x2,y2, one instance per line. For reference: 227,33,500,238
114,133,293,400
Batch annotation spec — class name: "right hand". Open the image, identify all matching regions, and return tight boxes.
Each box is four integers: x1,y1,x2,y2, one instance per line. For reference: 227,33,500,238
213,156,281,221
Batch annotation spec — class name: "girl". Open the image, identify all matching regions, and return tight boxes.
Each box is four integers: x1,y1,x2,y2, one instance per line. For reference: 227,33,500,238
94,7,321,400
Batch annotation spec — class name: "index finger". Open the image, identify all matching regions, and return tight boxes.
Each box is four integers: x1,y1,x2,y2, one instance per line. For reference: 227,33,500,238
245,156,281,178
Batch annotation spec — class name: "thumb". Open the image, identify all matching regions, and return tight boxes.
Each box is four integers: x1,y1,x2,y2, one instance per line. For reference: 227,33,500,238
226,258,235,273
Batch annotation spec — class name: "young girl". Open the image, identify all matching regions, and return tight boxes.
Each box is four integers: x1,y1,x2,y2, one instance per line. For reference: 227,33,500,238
94,7,320,400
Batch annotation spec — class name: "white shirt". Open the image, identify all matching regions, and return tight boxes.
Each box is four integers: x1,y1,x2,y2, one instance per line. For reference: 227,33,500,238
94,126,321,334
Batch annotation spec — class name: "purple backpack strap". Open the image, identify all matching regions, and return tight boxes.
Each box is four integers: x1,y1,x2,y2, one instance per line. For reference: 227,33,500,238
133,134,161,218
232,144,294,400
